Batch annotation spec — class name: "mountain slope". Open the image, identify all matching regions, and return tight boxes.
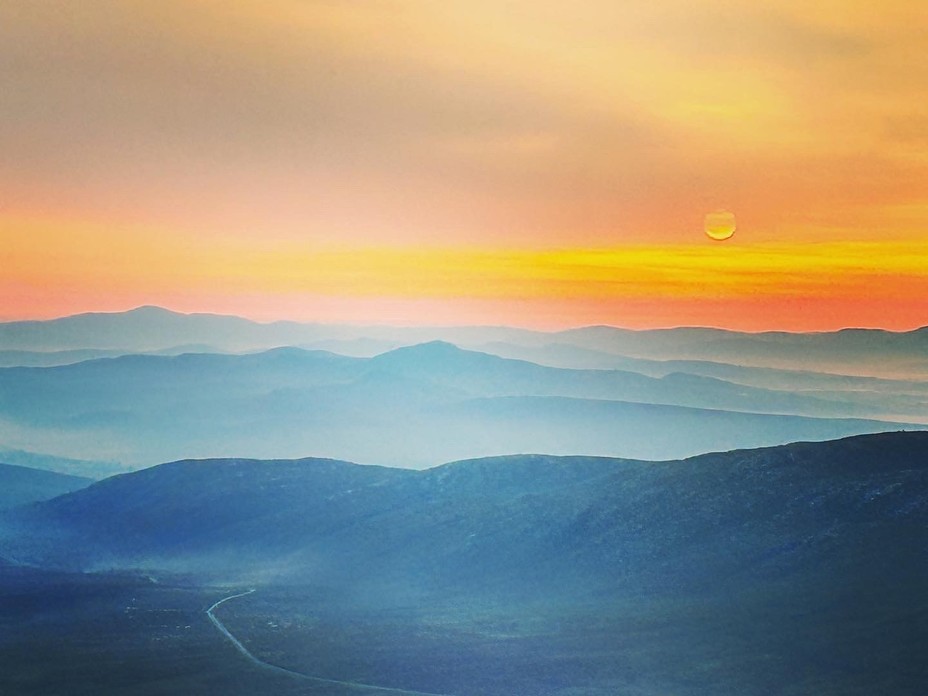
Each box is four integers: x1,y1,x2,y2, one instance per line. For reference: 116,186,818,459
2,432,927,696
0,463,93,511
5,431,926,597
0,447,122,479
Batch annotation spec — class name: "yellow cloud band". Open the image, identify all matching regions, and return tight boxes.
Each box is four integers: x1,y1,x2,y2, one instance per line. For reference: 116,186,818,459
4,217,926,303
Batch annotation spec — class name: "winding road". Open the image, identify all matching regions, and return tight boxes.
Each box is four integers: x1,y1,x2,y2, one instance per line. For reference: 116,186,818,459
206,590,452,696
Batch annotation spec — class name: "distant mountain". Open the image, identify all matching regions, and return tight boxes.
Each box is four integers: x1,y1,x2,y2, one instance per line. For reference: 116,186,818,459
0,348,131,368
299,337,407,357
0,306,329,352
0,306,538,353
0,344,228,368
4,432,926,602
0,447,123,480
4,307,926,378
474,340,928,393
368,341,911,418
555,324,928,376
430,395,920,462
0,307,309,352
0,463,93,511
2,311,926,471
0,343,922,468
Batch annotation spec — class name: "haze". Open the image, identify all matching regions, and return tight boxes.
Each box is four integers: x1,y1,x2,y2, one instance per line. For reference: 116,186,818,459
2,1,927,330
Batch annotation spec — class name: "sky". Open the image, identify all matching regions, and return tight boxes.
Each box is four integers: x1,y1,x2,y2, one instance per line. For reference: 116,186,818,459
2,0,927,330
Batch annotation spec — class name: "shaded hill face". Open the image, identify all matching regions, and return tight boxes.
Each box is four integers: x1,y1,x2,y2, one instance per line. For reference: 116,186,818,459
0,342,923,469
3,432,927,696
0,447,122,479
0,463,93,511
5,432,927,603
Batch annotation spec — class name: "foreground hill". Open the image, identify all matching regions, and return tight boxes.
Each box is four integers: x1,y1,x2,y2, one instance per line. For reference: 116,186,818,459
3,432,927,695
0,463,93,511
5,431,926,598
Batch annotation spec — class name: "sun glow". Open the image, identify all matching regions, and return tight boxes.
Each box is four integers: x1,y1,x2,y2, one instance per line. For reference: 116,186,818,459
704,211,736,241
3,213,927,329
2,1,927,329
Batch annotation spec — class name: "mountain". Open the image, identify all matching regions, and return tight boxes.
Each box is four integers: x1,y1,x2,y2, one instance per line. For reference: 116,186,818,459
368,341,916,418
0,343,922,468
1,431,925,604
0,344,228,368
0,306,538,354
429,395,920,462
474,339,928,393
555,324,928,376
0,463,93,511
4,307,927,378
0,306,274,352
3,432,927,695
0,447,123,479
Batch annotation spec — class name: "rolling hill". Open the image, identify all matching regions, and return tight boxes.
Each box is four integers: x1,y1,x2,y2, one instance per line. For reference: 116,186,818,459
0,463,93,511
3,432,927,695
5,431,927,594
0,342,923,469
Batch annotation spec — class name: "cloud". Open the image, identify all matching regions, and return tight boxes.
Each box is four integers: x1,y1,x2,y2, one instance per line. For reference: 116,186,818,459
0,0,926,250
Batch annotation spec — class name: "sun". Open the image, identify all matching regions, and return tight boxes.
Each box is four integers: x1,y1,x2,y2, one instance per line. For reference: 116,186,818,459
705,210,736,241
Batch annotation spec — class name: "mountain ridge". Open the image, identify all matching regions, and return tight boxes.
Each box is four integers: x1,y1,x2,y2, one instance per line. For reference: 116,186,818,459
3,305,927,352
0,462,94,511
4,432,926,694
4,431,925,588
1,341,924,469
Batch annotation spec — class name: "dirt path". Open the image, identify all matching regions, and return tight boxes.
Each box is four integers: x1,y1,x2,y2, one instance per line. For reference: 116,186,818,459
206,589,453,696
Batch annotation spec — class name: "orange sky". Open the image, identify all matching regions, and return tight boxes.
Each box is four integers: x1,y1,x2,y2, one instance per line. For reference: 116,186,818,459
2,1,927,329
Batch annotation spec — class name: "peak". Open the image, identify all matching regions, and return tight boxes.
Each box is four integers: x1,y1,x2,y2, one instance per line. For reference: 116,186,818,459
404,340,461,352
121,306,182,317
375,341,467,358
62,306,179,320
369,341,499,374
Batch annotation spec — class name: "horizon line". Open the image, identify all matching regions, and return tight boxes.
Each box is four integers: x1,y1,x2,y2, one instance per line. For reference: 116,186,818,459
1,304,926,336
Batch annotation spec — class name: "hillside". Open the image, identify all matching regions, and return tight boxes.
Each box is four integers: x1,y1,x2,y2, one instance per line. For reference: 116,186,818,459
3,432,927,695
0,463,93,511
5,431,926,596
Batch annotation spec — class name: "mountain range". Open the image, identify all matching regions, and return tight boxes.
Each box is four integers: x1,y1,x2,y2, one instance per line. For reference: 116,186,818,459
0,463,92,511
3,306,927,377
1,340,924,469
